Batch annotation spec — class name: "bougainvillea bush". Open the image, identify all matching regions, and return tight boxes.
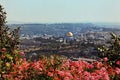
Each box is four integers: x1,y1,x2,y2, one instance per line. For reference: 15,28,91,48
0,4,120,80
0,55,120,80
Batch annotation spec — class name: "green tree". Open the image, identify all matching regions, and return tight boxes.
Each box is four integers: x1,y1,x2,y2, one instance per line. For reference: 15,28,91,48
0,4,21,79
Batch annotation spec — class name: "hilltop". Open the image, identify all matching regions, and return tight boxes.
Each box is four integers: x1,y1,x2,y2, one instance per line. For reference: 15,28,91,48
8,23,120,37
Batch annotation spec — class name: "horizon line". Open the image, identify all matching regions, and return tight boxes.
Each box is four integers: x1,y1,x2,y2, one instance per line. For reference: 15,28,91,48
6,20,120,24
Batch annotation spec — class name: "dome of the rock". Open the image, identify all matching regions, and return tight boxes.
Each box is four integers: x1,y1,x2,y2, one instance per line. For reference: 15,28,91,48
66,32,73,37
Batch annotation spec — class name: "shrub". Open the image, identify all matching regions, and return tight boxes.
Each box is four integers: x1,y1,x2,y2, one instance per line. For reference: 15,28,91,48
0,4,22,79
98,33,120,68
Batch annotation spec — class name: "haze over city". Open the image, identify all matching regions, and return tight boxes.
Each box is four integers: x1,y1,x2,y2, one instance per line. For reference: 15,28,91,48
1,0,120,23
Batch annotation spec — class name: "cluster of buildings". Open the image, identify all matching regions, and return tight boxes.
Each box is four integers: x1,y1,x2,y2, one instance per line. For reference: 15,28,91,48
20,30,120,46
56,31,112,45
20,34,53,40
76,31,111,45
20,31,120,60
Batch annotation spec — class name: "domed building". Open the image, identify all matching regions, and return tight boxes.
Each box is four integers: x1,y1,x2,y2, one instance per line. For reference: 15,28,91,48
66,32,73,37
63,32,75,44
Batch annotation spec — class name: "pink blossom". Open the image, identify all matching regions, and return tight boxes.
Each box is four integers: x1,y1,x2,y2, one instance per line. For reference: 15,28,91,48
83,71,91,76
19,51,24,55
1,54,5,59
71,61,79,67
64,71,73,79
14,77,19,80
64,77,70,80
63,60,70,67
2,48,6,51
116,60,120,65
115,67,120,75
1,48,6,53
57,71,65,77
47,72,53,77
103,57,108,62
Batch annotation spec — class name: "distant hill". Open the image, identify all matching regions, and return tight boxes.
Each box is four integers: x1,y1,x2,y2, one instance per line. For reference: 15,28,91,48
8,23,120,37
93,22,120,29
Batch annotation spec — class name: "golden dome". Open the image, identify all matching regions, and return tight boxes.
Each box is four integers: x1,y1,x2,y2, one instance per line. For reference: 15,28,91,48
66,32,73,37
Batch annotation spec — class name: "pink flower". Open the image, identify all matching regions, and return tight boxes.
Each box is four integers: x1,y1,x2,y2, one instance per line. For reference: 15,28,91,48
1,54,5,59
93,62,103,69
57,71,65,77
83,71,91,80
83,71,90,76
103,57,108,62
47,72,53,77
19,51,24,55
23,63,30,70
71,61,79,67
2,48,6,51
63,60,70,67
115,67,120,75
14,77,19,80
18,75,24,79
1,48,6,53
2,74,8,78
64,71,73,78
116,60,120,65
64,77,70,80
18,66,23,72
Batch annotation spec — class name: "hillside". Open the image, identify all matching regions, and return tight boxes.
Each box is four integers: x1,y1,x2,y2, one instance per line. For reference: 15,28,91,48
9,23,120,37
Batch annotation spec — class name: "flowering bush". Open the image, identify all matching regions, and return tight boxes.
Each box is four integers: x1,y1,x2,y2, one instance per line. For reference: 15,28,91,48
1,55,119,80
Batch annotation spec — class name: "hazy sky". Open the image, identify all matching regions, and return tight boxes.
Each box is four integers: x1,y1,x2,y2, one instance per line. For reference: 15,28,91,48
1,0,120,23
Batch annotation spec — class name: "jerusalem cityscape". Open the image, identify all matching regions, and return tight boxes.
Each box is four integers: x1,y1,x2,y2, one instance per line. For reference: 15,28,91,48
0,0,120,80
17,23,120,61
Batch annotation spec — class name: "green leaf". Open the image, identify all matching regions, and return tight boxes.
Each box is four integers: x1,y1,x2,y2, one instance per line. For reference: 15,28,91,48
5,53,13,60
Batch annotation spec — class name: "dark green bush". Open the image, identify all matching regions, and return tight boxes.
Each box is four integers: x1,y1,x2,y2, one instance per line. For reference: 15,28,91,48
98,32,120,68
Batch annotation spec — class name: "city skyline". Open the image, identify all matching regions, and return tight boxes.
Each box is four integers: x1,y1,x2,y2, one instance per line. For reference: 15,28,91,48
1,0,120,23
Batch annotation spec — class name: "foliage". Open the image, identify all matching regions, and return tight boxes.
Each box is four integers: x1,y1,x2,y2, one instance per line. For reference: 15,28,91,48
1,56,119,80
0,4,22,79
98,32,120,68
